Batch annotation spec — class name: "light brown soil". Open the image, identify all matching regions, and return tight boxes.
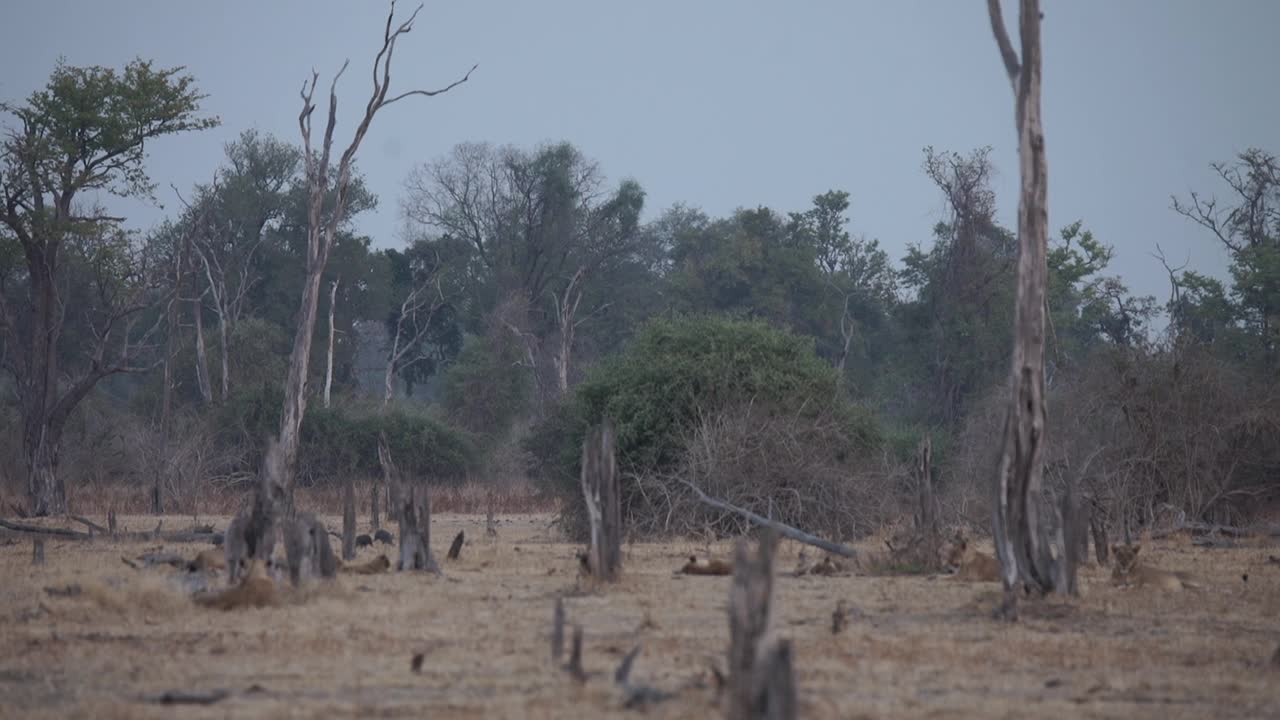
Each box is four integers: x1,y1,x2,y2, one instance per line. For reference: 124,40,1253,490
1,514,1277,719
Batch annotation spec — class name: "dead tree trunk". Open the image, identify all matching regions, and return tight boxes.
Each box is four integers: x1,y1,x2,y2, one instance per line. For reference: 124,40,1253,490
323,278,339,410
914,436,940,570
341,477,356,561
157,228,193,515
377,435,402,527
987,0,1072,620
192,290,213,405
262,3,475,538
370,477,381,531
397,484,438,573
580,420,621,582
32,538,44,565
726,529,795,720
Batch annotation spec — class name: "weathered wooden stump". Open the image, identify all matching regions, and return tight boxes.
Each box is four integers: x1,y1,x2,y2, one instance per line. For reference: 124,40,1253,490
727,529,795,720
580,420,621,582
32,538,45,565
446,531,464,561
397,484,438,573
914,436,940,571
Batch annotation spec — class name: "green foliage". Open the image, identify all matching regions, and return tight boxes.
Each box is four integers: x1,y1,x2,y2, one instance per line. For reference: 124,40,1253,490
301,403,477,484
527,316,882,525
215,385,476,485
442,333,530,442
3,58,219,202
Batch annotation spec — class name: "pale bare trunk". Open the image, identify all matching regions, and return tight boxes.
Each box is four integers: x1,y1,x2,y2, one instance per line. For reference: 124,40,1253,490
382,346,397,410
324,278,339,409
556,327,572,395
217,313,230,402
987,0,1070,618
250,2,473,555
192,295,212,405
278,267,325,483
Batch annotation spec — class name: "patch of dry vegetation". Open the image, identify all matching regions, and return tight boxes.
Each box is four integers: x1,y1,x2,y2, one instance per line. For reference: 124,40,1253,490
0,514,1277,718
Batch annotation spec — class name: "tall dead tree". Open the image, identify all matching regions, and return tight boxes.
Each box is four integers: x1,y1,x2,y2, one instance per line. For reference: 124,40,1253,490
726,530,795,720
382,253,450,410
157,186,216,514
323,278,340,409
580,420,622,582
376,434,401,526
253,2,474,549
987,0,1074,618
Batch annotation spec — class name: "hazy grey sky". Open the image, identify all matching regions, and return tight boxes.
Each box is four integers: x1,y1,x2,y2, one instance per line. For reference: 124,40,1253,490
3,1,1278,309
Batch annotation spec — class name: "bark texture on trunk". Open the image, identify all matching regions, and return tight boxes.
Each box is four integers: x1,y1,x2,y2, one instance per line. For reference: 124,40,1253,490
987,0,1074,617
580,420,621,582
324,278,339,409
193,293,213,405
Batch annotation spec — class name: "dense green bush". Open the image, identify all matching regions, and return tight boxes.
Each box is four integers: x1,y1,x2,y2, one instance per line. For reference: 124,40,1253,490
442,333,530,443
216,386,477,485
527,315,883,538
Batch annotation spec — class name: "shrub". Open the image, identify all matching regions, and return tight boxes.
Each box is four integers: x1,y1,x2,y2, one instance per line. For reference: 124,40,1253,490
442,333,531,443
216,387,478,486
527,315,883,539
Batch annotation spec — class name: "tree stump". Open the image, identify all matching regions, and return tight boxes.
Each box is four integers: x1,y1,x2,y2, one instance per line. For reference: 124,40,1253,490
32,538,45,565
580,420,621,582
341,478,357,561
914,436,940,571
726,529,795,720
370,476,381,531
107,510,117,536
397,484,438,573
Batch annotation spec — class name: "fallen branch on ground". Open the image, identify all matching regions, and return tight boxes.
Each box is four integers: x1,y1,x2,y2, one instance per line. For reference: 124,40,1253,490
676,479,857,560
1150,521,1280,539
0,519,91,539
69,515,108,534
0,518,219,544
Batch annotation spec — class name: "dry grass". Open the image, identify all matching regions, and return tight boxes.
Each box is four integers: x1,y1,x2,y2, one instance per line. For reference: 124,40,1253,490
0,515,1277,719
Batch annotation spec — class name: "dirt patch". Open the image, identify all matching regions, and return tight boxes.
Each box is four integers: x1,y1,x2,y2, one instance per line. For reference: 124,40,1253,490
0,514,1277,718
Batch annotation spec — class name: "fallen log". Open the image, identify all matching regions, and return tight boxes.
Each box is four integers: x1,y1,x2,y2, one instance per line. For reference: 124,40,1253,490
676,480,857,561
70,515,108,534
0,519,91,539
0,518,220,545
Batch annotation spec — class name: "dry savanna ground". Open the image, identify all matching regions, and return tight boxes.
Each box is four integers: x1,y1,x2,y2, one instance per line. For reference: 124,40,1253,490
1,513,1278,719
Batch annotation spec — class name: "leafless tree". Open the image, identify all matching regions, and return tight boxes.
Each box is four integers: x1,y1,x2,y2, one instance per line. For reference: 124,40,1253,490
266,0,475,509
235,2,474,560
987,0,1074,618
382,252,451,409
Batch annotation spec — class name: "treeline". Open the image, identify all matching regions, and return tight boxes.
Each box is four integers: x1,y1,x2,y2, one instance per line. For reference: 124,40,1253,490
1,61,1276,530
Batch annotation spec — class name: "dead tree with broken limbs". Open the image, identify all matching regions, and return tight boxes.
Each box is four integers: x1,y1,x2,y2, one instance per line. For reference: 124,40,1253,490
247,1,475,554
987,0,1076,619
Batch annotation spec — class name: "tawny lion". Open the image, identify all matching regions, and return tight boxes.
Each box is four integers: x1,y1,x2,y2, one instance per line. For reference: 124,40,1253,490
195,559,279,611
678,555,733,576
1110,544,1199,591
188,548,227,573
340,555,391,575
942,535,1001,582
